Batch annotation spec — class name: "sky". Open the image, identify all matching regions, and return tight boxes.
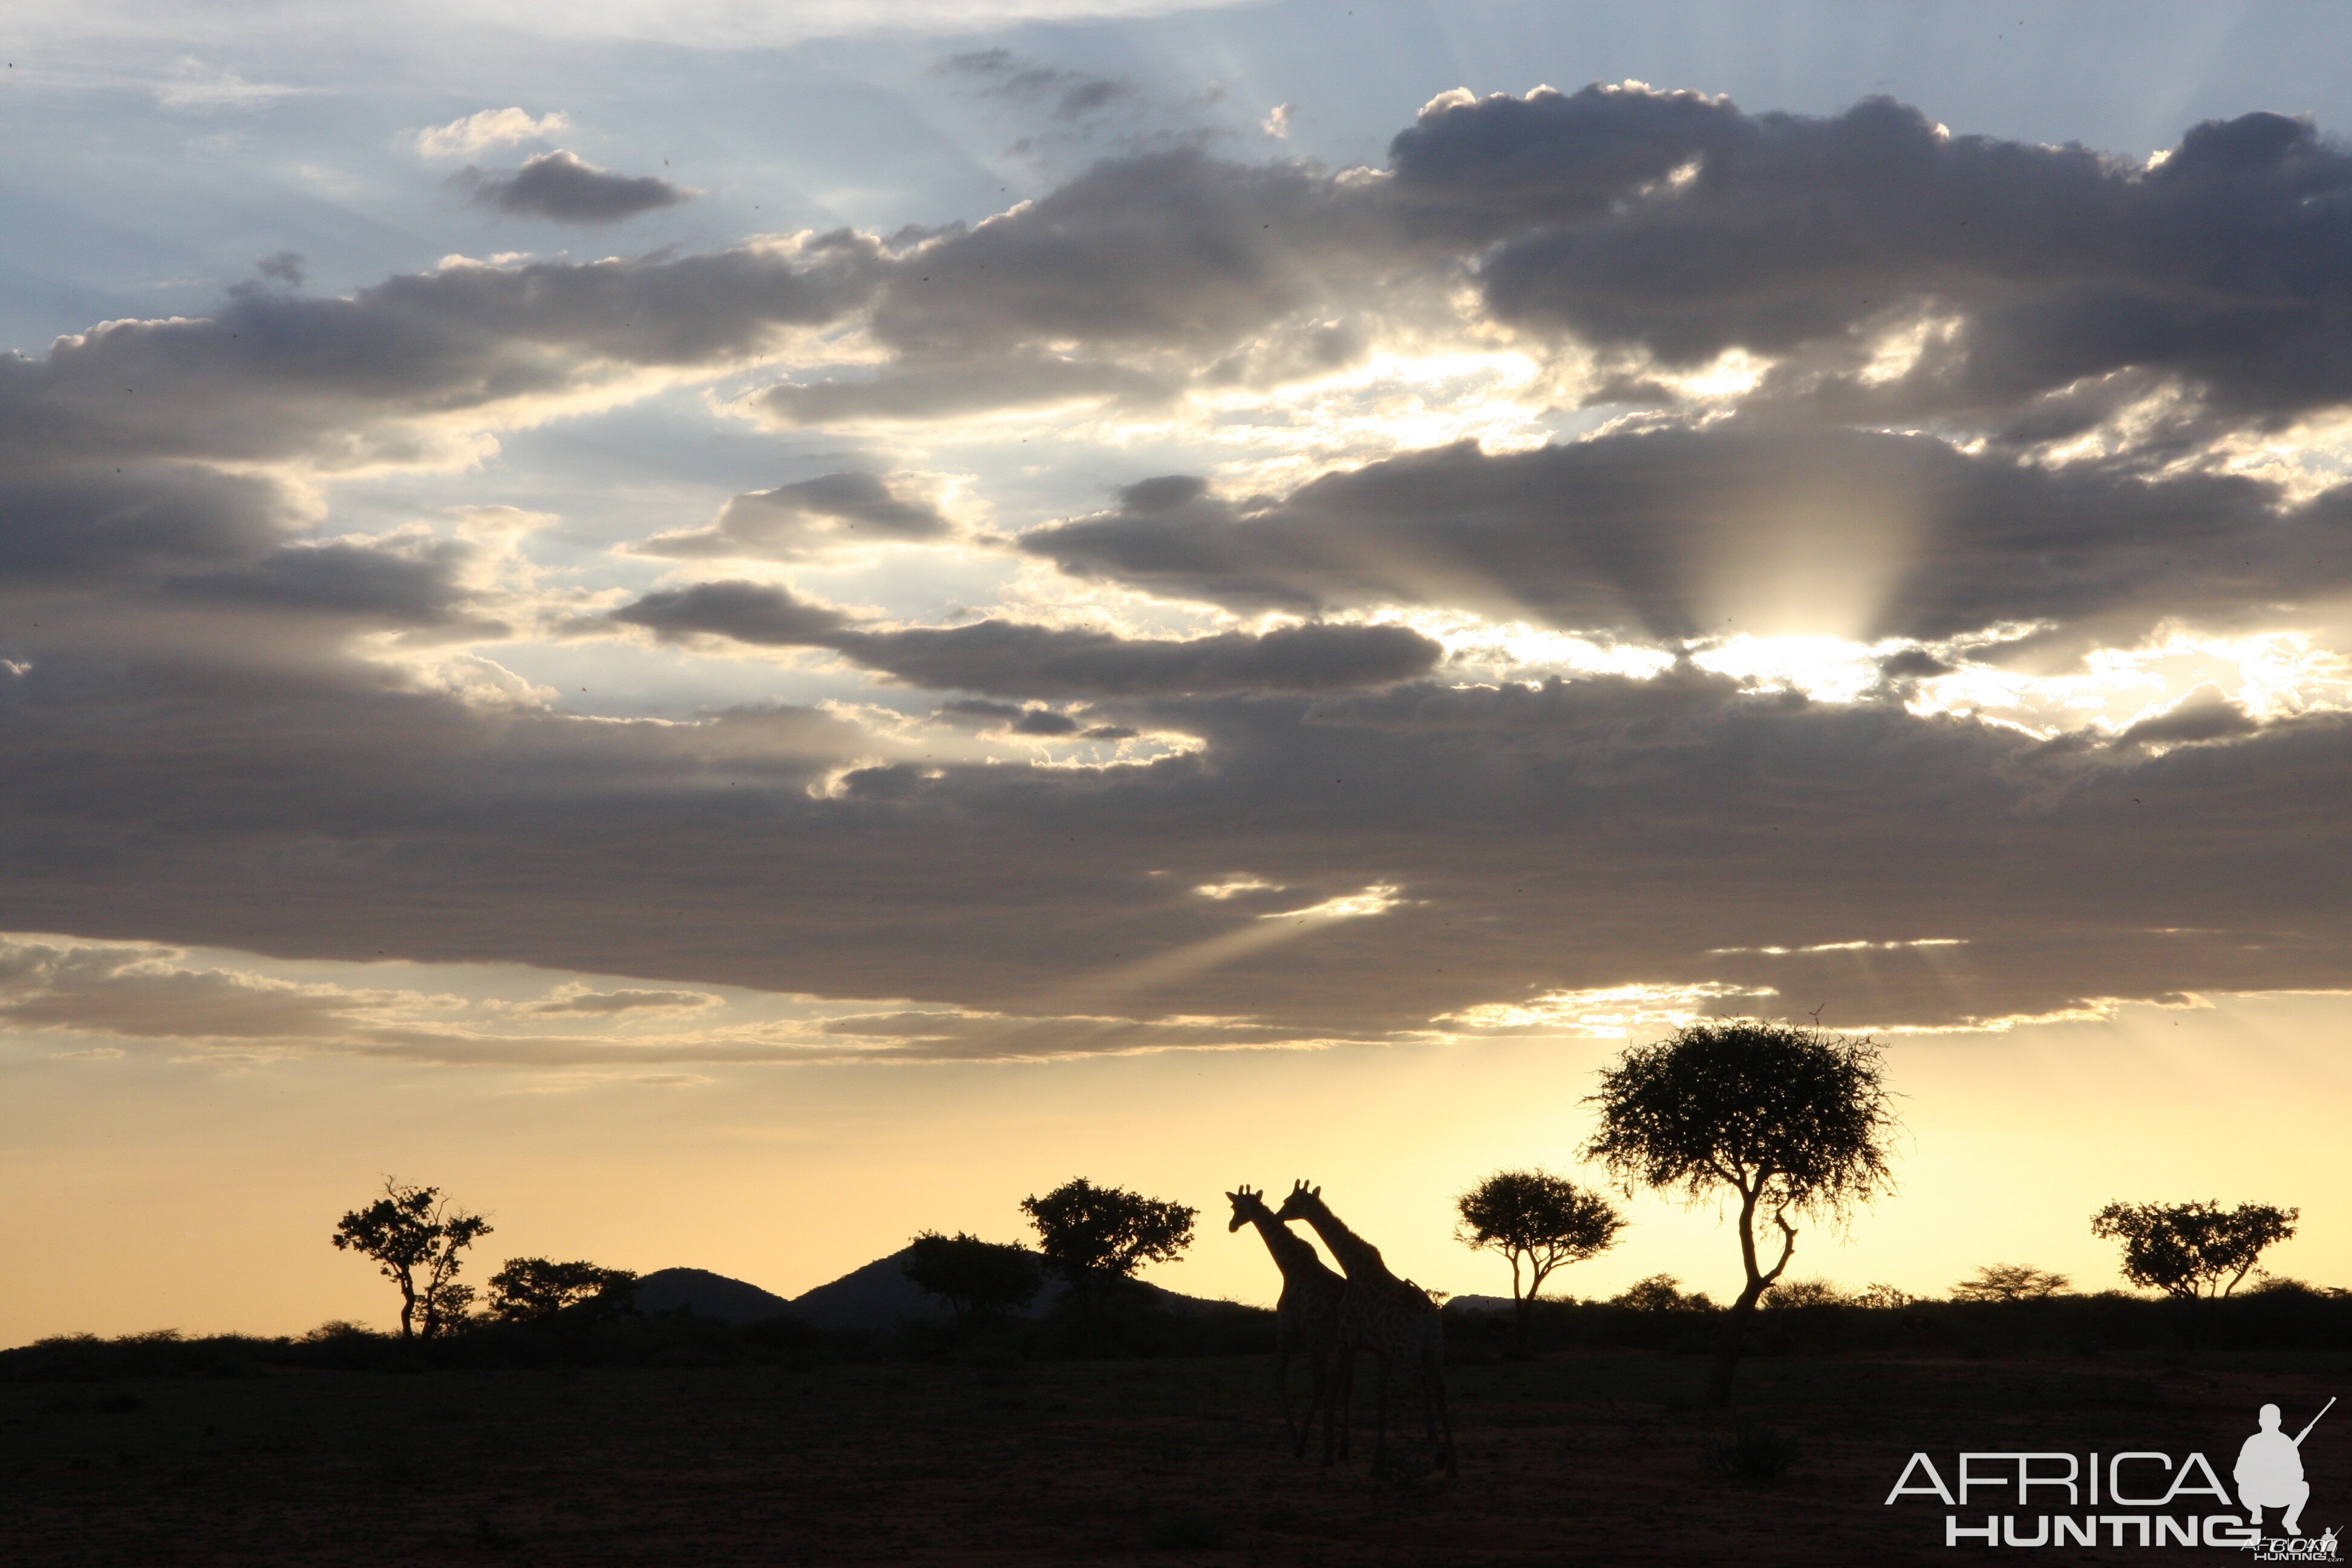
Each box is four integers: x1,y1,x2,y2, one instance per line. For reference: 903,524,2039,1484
4,0,2351,1342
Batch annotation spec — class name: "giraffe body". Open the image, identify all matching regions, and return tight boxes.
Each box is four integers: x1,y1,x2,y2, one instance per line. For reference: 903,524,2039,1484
1275,1180,1457,1477
1227,1186,1347,1455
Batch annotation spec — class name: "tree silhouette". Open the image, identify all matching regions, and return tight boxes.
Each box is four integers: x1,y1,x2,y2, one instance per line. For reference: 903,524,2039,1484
1454,1169,1624,1348
1950,1263,2069,1301
1018,1178,1195,1312
486,1258,639,1325
1611,1273,1713,1312
1584,1019,1896,1406
330,1179,492,1340
901,1231,1044,1325
2091,1201,2298,1300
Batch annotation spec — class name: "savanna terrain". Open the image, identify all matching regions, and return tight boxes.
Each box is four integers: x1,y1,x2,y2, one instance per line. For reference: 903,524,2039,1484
5,1344,2343,1566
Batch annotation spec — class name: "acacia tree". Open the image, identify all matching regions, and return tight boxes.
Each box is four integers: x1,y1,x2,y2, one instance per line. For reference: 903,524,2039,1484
1584,1020,1897,1406
2091,1201,2298,1300
330,1179,493,1341
1455,1169,1625,1348
1018,1178,1195,1312
1950,1263,2070,1302
486,1258,639,1325
901,1231,1044,1325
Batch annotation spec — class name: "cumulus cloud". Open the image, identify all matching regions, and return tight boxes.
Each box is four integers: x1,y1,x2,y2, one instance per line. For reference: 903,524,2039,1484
11,81,2352,1062
1395,85,2352,426
414,106,573,159
459,150,692,223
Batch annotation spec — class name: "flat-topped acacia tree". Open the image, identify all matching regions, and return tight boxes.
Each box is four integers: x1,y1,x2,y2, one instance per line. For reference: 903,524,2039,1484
1583,1020,1898,1406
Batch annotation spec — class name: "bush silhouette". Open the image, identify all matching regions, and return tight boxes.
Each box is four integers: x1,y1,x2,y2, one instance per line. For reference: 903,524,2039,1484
1951,1263,2069,1302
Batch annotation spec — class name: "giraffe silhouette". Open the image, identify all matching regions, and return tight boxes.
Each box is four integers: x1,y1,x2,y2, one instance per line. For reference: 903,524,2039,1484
1275,1179,1457,1477
1227,1184,1348,1457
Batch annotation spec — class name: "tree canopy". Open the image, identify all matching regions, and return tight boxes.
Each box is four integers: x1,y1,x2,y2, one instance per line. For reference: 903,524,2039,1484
901,1231,1044,1324
330,1179,492,1341
1583,1019,1897,1404
1018,1178,1195,1305
486,1258,639,1325
2091,1200,2298,1301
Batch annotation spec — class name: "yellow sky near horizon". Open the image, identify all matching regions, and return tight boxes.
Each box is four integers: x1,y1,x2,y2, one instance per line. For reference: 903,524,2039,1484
3,976,2344,1346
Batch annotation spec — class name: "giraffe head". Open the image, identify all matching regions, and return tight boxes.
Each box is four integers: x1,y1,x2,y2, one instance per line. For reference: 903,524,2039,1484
1273,1179,1328,1225
1225,1184,1275,1232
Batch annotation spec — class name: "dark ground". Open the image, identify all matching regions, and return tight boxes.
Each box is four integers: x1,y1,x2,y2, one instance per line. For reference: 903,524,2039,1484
2,1348,2343,1566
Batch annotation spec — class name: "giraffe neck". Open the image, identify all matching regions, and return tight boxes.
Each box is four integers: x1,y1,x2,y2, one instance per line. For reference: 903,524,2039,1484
1248,1212,1322,1278
1302,1208,1389,1281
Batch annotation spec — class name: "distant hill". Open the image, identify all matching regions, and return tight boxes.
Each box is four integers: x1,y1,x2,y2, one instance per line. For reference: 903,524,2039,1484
632,1250,1232,1333
789,1244,1226,1332
633,1267,795,1325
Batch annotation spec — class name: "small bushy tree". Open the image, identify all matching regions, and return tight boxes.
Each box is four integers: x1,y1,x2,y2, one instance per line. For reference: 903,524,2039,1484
1585,1019,1897,1405
1455,1169,1624,1347
2091,1201,2297,1300
901,1231,1044,1324
1611,1273,1713,1311
1019,1178,1195,1311
486,1258,639,1325
330,1179,492,1341
1950,1263,2070,1302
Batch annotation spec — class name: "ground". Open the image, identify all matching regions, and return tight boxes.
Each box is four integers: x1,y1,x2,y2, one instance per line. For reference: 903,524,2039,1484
2,1348,2342,1564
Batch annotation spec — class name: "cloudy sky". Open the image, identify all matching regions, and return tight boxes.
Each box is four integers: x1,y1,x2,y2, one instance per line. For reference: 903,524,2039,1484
6,0,2351,1340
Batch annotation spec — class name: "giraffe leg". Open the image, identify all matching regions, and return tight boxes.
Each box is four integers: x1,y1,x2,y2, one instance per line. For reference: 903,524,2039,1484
1319,1348,1350,1466
1276,1341,1296,1449
1338,1347,1356,1460
1293,1348,1321,1460
1371,1352,1392,1478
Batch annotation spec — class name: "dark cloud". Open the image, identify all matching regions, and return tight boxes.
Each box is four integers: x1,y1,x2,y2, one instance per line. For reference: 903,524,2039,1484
609,580,851,647
605,579,1445,698
941,49,1138,122
162,538,498,635
629,472,953,560
848,148,1394,364
0,465,292,584
2112,684,2262,749
1,235,881,472
1009,707,1082,736
460,150,691,224
254,251,306,287
5,646,2351,1048
1022,425,2349,644
828,619,1446,699
523,987,720,1016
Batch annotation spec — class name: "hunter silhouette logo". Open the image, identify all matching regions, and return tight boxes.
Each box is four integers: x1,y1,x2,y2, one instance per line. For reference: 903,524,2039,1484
1883,1396,2337,1553
2241,1399,2330,1537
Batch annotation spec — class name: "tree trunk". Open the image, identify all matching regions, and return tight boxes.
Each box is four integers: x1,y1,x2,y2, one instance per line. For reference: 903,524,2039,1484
1705,1279,1767,1406
1706,1184,1793,1407
1512,1293,1531,1351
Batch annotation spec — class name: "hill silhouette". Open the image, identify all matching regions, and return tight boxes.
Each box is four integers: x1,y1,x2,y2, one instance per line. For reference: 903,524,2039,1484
632,1267,794,1325
637,1249,1227,1333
